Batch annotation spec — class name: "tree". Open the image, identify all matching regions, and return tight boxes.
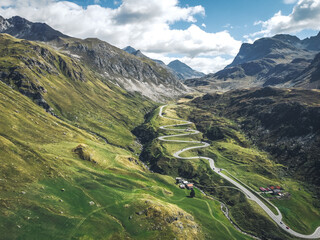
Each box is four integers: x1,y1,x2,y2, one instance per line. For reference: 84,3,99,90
190,188,195,198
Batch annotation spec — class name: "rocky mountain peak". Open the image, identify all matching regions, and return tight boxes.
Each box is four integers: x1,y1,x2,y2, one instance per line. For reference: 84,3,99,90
0,16,187,101
123,46,148,58
227,36,299,68
0,16,10,31
168,60,205,80
123,46,137,54
168,60,192,70
0,15,68,41
185,31,320,91
302,31,320,51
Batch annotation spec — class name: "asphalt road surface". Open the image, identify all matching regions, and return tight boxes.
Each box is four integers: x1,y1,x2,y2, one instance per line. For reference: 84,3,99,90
158,105,320,239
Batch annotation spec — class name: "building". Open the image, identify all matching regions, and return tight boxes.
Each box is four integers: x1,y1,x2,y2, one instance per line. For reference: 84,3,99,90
259,187,266,192
179,184,185,189
176,177,183,184
186,183,194,190
272,189,281,195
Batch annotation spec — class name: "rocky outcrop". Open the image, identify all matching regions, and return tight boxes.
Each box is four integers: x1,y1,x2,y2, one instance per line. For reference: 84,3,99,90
123,46,204,80
0,34,91,114
133,198,202,239
58,39,187,100
168,60,204,80
73,144,96,163
186,32,320,91
0,16,188,101
191,87,320,192
0,16,68,41
287,52,320,89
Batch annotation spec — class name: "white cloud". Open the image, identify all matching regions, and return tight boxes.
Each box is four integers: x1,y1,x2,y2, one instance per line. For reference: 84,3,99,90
252,0,320,37
283,0,298,4
145,52,232,74
201,23,206,28
0,0,241,60
181,56,232,74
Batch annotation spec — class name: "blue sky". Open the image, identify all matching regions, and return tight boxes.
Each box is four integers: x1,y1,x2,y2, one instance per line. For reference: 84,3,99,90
182,0,318,40
1,0,320,73
69,0,318,41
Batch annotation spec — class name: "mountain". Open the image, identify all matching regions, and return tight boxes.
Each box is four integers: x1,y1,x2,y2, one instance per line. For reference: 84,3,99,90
123,46,204,80
0,16,187,101
0,33,205,240
185,33,320,91
54,38,187,101
0,15,68,41
190,87,320,192
226,34,303,68
0,33,155,147
301,31,320,51
0,33,253,240
168,60,205,80
123,46,148,58
289,52,320,89
135,89,320,239
122,46,137,54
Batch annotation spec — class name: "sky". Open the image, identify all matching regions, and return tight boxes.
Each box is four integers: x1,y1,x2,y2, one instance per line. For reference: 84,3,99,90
1,0,320,74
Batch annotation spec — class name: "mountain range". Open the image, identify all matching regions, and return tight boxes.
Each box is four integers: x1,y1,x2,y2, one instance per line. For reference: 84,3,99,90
123,46,205,80
1,13,320,240
0,15,261,240
0,15,187,101
185,32,320,91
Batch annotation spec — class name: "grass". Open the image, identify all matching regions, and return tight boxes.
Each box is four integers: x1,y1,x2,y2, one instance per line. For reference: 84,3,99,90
0,81,252,240
272,180,320,234
0,36,253,239
144,103,316,239
0,33,155,149
177,102,320,236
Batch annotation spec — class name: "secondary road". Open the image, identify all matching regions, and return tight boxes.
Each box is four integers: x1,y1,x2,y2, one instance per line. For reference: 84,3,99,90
158,105,320,239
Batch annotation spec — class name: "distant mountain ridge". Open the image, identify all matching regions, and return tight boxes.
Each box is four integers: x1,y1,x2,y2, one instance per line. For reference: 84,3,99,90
168,60,205,80
0,15,68,41
185,32,320,91
123,46,205,80
0,15,187,101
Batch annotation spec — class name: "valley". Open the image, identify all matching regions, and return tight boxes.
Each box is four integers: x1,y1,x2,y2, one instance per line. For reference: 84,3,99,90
155,103,320,239
0,7,320,240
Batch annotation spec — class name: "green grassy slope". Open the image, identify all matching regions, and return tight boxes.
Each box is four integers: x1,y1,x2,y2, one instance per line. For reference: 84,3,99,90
0,82,251,240
0,33,153,148
180,101,320,235
138,103,314,239
188,89,320,235
0,35,251,239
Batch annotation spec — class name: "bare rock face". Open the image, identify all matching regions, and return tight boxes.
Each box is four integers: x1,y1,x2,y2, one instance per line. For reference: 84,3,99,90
0,16,68,41
73,144,96,163
123,46,205,80
0,15,188,101
62,38,187,101
168,60,205,80
185,33,320,91
191,87,320,192
133,198,202,239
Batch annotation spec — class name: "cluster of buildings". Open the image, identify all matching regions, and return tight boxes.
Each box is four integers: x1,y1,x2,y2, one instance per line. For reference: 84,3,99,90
259,185,284,195
176,177,194,190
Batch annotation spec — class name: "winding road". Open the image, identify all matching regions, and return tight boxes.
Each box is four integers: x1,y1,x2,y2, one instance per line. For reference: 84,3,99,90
158,105,320,239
